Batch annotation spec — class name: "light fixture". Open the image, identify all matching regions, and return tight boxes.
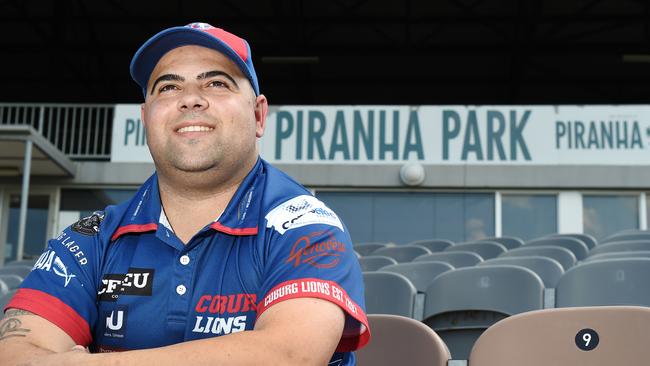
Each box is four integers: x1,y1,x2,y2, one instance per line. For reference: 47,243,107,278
400,163,425,186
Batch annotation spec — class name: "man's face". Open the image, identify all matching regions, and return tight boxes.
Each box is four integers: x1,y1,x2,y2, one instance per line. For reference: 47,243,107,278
141,45,266,175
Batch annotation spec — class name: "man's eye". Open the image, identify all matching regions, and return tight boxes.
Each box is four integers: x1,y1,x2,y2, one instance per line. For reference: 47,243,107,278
208,80,226,88
159,84,178,93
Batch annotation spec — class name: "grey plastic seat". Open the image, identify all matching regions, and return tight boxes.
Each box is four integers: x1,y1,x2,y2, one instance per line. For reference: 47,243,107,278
423,265,544,360
601,232,650,244
356,314,450,366
0,289,16,309
363,272,417,317
406,239,453,253
0,274,23,290
525,237,589,260
500,246,576,270
358,256,398,271
4,259,38,268
479,256,564,288
584,250,650,262
546,233,597,249
483,236,523,250
444,241,507,260
374,245,432,263
354,243,393,256
556,258,650,307
380,261,454,292
470,306,650,366
414,251,483,268
588,240,650,257
0,265,32,279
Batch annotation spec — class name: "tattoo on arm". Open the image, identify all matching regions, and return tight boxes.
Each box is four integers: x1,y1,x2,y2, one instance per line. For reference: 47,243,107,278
0,309,33,341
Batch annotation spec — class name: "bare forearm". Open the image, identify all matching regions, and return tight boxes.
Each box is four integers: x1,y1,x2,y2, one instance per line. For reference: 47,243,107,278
0,340,56,366
0,309,54,366
88,330,322,366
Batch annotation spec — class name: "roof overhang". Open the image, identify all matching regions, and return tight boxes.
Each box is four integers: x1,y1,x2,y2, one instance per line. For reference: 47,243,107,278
0,125,76,177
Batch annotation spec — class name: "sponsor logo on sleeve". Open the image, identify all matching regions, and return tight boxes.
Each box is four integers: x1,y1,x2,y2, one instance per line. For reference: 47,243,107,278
265,195,344,235
103,305,128,338
260,279,362,319
33,250,76,287
97,268,154,302
54,231,88,265
191,293,256,335
71,211,104,236
286,230,346,269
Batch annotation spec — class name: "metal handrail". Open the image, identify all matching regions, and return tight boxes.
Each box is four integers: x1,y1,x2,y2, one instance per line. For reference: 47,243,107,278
0,103,114,160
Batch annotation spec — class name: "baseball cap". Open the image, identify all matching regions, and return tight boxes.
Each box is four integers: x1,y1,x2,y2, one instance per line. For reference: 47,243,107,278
130,22,259,97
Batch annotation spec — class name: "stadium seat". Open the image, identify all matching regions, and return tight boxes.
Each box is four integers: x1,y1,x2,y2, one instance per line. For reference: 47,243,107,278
373,245,431,263
4,259,38,268
500,246,576,270
583,250,650,262
482,236,523,250
525,237,589,260
556,258,650,307
478,256,564,288
0,265,32,279
423,265,544,360
0,274,23,290
601,232,650,244
363,272,417,317
380,261,454,293
587,240,650,257
356,314,450,366
354,243,393,256
444,241,507,260
546,233,597,249
406,239,454,253
0,289,16,309
358,256,398,271
413,251,483,268
469,306,650,366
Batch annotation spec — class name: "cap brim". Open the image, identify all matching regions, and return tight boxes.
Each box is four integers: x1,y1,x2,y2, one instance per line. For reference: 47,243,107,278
130,26,258,96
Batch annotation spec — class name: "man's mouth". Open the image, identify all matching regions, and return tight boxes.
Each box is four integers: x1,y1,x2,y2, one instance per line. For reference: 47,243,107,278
176,125,214,133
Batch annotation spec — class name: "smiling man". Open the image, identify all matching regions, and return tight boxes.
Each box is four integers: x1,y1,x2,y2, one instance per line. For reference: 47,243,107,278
0,22,369,366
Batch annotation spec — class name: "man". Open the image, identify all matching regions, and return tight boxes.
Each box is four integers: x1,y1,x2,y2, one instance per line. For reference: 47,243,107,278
0,22,369,366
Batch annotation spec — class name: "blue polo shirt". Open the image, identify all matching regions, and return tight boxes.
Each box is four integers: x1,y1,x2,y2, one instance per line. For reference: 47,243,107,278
7,158,370,365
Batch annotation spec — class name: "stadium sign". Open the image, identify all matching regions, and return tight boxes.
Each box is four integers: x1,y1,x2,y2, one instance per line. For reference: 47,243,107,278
112,104,650,165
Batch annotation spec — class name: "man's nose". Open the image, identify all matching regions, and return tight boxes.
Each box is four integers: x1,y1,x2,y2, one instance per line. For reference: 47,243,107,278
177,87,208,111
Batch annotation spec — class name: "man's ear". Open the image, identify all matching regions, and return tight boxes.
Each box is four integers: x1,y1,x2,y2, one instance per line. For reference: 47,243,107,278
254,94,269,138
140,103,147,129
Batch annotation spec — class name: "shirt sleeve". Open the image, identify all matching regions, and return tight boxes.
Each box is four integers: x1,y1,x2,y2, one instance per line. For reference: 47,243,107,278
260,196,370,352
4,212,105,346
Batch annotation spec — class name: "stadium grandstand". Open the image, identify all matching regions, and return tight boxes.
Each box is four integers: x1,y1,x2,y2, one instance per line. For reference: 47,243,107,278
2,0,650,365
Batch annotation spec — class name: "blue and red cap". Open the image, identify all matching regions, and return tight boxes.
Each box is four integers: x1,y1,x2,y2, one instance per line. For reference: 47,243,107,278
130,22,260,97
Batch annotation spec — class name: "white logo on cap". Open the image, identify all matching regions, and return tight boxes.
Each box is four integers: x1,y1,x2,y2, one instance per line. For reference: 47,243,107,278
187,22,213,30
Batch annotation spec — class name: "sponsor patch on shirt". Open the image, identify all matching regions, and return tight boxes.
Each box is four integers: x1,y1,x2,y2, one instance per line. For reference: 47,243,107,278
265,195,344,235
33,249,76,287
71,211,105,236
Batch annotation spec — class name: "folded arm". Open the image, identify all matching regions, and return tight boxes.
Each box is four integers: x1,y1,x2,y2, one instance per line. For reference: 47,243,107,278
0,297,345,366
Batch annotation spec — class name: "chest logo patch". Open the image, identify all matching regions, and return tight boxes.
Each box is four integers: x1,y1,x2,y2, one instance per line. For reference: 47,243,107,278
265,195,343,235
98,268,154,302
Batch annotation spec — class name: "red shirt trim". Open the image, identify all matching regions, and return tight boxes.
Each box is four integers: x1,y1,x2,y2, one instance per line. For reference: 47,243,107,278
111,223,158,241
5,288,92,346
257,278,371,352
210,222,258,236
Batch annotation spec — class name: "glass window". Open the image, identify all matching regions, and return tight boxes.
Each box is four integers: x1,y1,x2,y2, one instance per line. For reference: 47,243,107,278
317,191,494,244
58,189,136,234
61,189,136,219
583,195,638,241
502,194,557,240
6,194,50,260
